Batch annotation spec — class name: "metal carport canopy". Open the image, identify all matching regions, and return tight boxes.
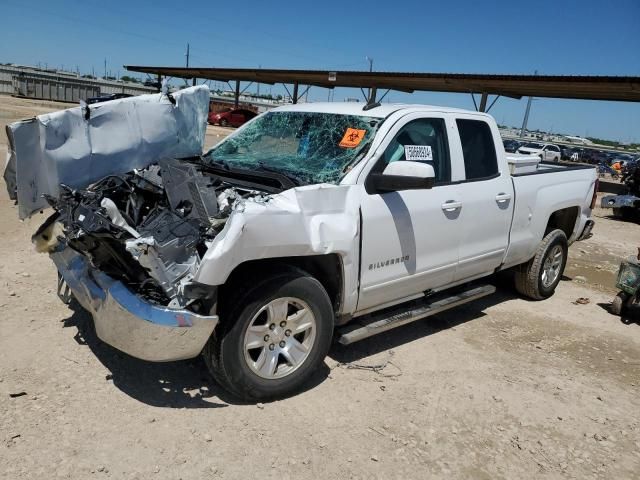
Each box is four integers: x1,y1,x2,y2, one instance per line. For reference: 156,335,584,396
124,66,640,103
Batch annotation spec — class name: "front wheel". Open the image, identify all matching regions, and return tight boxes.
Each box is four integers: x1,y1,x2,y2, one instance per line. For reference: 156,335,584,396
514,229,568,300
204,271,334,401
219,118,229,127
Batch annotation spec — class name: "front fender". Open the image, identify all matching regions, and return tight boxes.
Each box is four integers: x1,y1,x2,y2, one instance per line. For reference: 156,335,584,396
194,184,362,315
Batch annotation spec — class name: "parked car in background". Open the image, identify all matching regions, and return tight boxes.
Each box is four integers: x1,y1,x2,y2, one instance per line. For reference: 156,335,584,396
579,149,598,164
561,146,576,160
611,153,634,165
208,108,257,127
86,93,133,104
594,151,614,165
517,142,562,162
503,139,523,153
602,157,640,220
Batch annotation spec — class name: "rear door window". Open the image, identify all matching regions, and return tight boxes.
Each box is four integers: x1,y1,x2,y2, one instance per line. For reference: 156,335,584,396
456,119,499,180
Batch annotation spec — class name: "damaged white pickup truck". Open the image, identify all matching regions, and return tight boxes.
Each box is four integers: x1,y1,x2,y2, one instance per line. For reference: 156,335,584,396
4,85,598,400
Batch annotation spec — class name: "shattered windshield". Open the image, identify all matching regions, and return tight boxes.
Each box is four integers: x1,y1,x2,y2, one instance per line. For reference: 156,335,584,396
203,111,380,185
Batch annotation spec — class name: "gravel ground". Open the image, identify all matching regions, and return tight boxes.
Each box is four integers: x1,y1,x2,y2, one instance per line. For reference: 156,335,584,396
0,95,638,479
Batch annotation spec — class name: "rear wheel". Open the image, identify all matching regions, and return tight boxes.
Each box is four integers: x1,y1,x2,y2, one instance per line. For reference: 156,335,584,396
514,229,568,300
204,271,334,401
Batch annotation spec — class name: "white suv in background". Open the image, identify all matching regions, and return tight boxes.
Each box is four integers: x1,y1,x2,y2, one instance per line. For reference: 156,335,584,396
517,142,562,162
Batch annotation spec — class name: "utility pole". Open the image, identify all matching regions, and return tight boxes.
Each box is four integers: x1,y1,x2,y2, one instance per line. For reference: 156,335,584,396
257,65,261,97
185,43,194,86
519,96,533,138
104,59,107,79
366,56,373,100
519,70,537,138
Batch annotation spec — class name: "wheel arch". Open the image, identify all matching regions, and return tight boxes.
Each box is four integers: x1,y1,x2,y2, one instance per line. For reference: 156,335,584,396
545,206,580,240
218,254,344,318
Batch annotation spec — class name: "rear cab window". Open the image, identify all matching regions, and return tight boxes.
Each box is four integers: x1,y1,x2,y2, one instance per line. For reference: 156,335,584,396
456,119,499,180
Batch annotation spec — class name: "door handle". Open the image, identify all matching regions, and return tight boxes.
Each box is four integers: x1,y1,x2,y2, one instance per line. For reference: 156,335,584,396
495,193,512,203
441,200,462,212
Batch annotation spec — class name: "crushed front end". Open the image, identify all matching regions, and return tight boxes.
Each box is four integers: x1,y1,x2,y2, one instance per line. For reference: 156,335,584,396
32,156,269,360
3,85,266,361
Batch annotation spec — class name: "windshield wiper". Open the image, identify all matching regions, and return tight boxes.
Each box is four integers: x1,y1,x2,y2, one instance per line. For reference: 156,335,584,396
198,155,302,189
255,162,303,188
206,157,230,170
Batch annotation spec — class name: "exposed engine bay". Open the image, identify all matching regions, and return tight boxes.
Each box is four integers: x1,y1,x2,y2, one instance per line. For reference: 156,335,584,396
34,157,269,309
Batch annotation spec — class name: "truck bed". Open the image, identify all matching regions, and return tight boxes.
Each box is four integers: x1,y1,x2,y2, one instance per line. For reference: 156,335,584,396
502,161,597,270
511,161,596,177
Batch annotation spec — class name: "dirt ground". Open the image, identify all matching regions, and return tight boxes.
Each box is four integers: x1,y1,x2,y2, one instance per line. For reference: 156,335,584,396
0,95,638,479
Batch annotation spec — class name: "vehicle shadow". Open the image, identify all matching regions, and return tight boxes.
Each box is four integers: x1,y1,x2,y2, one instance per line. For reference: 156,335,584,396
59,277,530,405
329,284,517,364
595,301,640,325
62,302,329,407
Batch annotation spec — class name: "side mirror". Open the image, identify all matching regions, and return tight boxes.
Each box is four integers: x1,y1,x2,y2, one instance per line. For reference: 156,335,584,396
369,161,435,193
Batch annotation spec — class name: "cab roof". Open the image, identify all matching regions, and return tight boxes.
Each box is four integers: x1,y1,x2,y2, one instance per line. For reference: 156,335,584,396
272,102,482,119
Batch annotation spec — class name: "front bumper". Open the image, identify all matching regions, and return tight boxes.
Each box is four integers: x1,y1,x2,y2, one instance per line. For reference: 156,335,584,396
51,248,218,362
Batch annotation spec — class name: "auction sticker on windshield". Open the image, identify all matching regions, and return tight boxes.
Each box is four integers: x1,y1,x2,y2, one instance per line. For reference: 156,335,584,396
339,128,367,148
405,145,433,161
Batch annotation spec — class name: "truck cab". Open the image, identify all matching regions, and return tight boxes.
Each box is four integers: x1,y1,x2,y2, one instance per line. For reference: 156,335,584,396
343,106,515,311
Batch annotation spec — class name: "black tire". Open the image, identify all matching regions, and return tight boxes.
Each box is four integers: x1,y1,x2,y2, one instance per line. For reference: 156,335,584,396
610,292,627,316
219,118,229,127
203,271,334,401
514,229,568,300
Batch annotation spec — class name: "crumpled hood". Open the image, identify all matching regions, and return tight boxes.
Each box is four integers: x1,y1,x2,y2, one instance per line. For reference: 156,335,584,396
4,85,210,219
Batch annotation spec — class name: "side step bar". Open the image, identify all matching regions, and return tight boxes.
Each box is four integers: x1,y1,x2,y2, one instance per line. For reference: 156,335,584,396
337,284,496,345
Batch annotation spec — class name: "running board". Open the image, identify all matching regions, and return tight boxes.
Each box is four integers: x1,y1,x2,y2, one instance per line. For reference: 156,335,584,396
337,284,496,345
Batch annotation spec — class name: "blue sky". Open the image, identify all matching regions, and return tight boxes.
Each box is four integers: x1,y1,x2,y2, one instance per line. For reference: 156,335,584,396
2,0,639,141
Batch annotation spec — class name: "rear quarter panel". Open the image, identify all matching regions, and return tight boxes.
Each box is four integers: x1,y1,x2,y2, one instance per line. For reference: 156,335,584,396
502,165,597,269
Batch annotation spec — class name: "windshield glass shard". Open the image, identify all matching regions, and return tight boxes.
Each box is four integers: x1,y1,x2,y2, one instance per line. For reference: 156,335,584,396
203,111,379,185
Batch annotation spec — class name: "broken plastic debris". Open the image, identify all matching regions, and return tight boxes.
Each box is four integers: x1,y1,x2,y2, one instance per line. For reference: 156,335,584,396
572,297,590,305
101,198,140,238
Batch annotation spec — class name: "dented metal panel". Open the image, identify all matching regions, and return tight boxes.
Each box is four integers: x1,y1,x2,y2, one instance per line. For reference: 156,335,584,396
51,248,218,362
194,185,362,314
5,85,210,219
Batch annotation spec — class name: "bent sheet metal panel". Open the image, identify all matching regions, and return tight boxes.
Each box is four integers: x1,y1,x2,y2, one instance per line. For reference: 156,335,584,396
51,248,218,362
194,184,362,315
5,85,210,219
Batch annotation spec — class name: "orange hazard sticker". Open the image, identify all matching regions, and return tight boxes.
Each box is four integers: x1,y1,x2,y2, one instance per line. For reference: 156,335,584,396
339,128,367,148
